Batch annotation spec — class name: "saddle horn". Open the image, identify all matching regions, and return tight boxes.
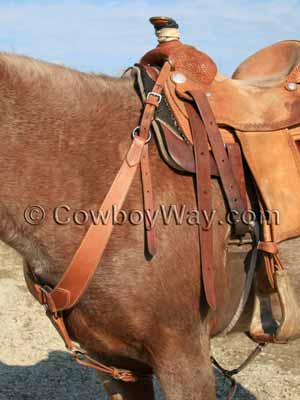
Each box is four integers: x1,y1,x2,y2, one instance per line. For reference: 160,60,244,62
149,16,180,43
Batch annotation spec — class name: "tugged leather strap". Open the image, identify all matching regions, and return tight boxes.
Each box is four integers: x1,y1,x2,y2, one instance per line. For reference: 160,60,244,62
186,103,216,310
138,62,172,256
188,90,248,236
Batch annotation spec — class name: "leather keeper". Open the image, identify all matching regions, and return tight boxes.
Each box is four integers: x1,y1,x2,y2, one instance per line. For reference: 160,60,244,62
145,96,160,107
257,241,278,254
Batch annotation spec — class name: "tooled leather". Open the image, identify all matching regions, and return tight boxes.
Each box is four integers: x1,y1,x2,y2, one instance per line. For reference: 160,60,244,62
140,40,217,84
168,45,217,84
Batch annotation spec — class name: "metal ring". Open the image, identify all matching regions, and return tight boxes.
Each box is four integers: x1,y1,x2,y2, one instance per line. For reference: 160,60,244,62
131,126,152,144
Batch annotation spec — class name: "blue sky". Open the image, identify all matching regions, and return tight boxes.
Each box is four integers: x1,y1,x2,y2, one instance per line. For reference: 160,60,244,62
0,0,299,76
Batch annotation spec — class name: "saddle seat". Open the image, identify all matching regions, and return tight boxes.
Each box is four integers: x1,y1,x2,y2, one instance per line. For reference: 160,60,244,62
232,40,300,87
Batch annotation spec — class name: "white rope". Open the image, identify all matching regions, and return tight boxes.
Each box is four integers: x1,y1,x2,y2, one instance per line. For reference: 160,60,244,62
156,27,180,43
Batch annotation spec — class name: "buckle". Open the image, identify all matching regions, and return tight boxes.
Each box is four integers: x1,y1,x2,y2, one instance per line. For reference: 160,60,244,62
40,286,58,317
69,343,87,357
40,286,50,311
146,91,162,105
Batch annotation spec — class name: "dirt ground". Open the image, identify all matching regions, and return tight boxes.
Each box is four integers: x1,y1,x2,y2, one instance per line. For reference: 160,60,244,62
0,241,299,400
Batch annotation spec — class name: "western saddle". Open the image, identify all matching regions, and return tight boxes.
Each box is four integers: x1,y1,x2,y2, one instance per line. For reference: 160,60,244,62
24,17,300,383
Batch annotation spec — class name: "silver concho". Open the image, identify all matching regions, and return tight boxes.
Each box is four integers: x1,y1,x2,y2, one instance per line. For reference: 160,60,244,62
286,82,297,91
171,72,187,84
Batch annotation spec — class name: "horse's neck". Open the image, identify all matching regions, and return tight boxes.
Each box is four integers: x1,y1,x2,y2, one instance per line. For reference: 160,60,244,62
0,67,139,152
0,62,140,276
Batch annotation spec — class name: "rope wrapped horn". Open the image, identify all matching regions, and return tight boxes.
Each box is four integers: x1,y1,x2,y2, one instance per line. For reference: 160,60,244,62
149,16,180,43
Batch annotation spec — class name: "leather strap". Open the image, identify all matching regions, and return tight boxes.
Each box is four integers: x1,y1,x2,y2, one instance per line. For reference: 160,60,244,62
137,62,172,257
188,90,248,236
140,144,157,256
72,352,143,382
257,241,278,254
45,136,146,312
139,62,171,139
186,103,216,310
226,143,248,209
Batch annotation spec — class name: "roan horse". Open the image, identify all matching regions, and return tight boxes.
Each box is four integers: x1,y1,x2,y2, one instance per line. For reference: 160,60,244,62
0,39,300,400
